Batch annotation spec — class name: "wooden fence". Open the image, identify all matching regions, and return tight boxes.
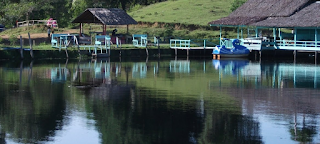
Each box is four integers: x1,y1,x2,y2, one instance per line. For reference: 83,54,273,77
16,20,58,28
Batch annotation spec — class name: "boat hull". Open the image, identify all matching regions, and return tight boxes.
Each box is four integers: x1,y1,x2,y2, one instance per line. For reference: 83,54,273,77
212,39,250,58
213,54,249,58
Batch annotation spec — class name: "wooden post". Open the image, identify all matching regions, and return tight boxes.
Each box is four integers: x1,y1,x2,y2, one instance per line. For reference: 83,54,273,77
237,27,239,39
157,37,160,57
28,33,33,58
79,23,82,36
315,28,318,48
219,26,222,45
175,48,177,56
20,36,23,59
126,25,129,35
294,28,297,47
65,48,69,58
145,47,149,56
315,51,317,64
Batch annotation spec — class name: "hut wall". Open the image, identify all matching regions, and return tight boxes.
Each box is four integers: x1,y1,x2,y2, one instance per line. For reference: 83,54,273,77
296,29,318,41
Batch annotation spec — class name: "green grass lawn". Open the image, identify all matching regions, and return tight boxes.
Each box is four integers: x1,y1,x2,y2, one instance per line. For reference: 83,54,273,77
129,0,233,26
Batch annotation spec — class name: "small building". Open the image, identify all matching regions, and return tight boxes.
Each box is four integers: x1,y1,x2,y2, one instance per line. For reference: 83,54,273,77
72,8,137,36
208,0,320,52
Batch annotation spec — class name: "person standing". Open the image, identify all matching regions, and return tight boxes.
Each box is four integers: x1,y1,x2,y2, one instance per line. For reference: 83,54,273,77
47,27,51,38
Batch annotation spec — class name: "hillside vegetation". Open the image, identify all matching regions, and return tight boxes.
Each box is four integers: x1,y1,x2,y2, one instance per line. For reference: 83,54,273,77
129,0,233,26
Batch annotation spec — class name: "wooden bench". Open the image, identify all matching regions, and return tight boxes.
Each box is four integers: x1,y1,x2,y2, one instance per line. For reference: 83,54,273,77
132,34,147,47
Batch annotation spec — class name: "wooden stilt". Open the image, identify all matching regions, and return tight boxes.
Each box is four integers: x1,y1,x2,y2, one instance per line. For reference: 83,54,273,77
157,37,160,57
217,55,220,59
213,54,216,59
175,48,177,56
65,48,69,58
255,51,257,60
20,36,23,59
315,51,317,64
28,33,33,58
259,51,262,58
145,47,149,56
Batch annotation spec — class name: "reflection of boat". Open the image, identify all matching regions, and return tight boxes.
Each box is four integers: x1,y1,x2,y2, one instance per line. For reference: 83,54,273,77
212,39,250,58
213,59,261,78
213,59,249,75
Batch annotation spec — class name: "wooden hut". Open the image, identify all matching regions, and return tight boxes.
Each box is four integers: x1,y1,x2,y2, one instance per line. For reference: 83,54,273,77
72,8,137,36
208,0,320,52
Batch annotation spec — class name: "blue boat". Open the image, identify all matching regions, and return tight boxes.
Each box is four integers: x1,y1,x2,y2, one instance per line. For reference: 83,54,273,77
212,38,250,58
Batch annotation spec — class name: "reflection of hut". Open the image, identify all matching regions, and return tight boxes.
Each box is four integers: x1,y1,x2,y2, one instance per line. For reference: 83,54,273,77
72,8,138,44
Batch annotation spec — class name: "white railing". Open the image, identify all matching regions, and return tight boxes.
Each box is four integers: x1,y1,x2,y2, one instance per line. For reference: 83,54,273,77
17,20,58,28
170,39,190,49
276,40,319,47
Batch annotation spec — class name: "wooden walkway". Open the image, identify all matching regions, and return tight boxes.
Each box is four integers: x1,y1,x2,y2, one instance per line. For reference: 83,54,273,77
169,39,217,50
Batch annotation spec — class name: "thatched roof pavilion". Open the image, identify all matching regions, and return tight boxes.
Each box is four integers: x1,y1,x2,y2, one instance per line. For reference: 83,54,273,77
72,8,137,35
252,2,320,28
72,8,137,25
208,0,312,27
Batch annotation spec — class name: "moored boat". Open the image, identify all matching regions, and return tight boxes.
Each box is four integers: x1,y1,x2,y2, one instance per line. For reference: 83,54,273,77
212,38,250,59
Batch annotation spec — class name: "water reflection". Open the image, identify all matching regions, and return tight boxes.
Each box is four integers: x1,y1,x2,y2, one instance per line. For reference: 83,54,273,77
1,58,320,143
0,60,67,143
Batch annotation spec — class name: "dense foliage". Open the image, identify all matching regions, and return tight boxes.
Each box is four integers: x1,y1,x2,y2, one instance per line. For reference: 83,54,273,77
0,0,166,28
230,0,246,11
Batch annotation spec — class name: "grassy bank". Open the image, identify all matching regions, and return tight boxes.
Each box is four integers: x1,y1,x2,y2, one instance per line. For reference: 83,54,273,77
0,25,231,50
128,0,233,26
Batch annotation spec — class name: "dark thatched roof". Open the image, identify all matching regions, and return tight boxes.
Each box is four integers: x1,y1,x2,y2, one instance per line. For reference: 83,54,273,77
252,2,320,27
208,16,266,26
72,8,138,25
208,0,310,26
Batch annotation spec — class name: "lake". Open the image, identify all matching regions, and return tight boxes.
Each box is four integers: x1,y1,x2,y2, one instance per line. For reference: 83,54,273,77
0,57,319,144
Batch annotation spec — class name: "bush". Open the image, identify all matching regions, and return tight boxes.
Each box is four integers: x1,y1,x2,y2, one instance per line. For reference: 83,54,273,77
230,0,247,12
128,4,142,13
9,35,17,46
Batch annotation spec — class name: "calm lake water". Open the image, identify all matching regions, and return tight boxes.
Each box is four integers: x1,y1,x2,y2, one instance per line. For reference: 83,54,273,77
0,57,320,144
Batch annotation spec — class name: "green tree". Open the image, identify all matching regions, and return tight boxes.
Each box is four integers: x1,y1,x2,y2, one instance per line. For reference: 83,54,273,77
230,0,246,12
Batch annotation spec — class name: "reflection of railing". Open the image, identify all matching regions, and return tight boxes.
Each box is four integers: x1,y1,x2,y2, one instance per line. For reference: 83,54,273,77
169,60,190,73
51,65,69,82
73,60,114,82
132,63,147,78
